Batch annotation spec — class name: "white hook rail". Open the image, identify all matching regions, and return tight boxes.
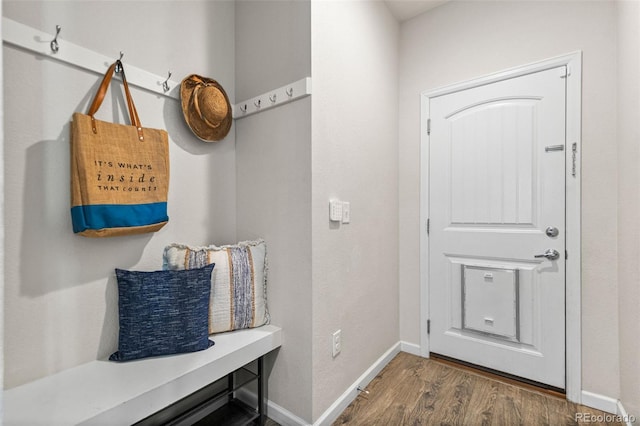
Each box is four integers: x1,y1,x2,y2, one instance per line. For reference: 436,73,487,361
233,77,311,119
1,17,181,100
3,17,312,117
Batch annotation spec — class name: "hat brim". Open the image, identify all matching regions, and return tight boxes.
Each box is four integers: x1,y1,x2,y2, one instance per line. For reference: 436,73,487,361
180,75,232,142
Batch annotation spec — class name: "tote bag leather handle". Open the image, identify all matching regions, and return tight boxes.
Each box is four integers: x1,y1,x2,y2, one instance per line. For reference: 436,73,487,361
87,60,145,141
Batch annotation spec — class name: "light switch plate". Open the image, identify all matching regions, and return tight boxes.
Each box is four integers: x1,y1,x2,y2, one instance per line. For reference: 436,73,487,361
332,329,341,357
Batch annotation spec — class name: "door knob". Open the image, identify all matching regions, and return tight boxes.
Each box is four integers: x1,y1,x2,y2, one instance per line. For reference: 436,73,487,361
545,226,559,238
534,249,560,261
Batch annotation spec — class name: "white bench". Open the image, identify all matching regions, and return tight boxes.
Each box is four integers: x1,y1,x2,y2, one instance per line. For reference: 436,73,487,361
4,325,282,425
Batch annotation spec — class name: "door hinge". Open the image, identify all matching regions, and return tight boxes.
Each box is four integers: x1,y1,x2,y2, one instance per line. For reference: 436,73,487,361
427,118,431,135
426,218,430,235
427,319,431,335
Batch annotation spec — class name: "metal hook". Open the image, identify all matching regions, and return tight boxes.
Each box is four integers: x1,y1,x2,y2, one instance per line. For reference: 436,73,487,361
269,94,277,103
114,52,124,73
162,71,172,93
254,99,262,108
50,25,61,53
285,87,294,97
240,104,248,113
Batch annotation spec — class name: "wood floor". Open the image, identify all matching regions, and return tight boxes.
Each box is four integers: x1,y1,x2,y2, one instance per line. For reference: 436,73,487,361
333,352,623,426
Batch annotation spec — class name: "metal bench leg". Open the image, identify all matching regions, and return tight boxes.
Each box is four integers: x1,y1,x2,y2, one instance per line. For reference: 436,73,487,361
258,356,265,425
228,371,234,404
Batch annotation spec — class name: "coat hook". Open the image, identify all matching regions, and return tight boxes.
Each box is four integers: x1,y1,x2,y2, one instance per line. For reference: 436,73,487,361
240,104,248,113
115,52,124,73
50,25,61,53
269,94,277,103
162,71,172,93
254,99,262,108
286,87,294,97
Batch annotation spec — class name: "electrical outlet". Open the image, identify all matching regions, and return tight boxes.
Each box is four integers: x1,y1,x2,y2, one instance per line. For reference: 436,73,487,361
332,329,341,357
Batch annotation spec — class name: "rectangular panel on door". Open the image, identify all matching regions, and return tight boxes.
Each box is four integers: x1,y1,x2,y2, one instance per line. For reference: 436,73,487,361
462,265,519,342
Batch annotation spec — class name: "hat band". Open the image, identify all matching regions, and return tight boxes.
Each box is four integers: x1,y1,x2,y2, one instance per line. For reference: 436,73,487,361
192,85,222,129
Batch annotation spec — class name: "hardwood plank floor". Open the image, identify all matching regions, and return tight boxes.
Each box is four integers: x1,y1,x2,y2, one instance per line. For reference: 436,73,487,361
334,352,623,426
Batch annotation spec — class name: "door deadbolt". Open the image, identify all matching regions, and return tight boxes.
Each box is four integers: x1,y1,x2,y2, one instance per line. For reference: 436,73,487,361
545,227,559,238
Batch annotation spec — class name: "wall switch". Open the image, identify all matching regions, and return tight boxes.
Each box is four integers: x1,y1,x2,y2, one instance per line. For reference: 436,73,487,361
332,329,341,357
329,200,343,222
342,202,350,224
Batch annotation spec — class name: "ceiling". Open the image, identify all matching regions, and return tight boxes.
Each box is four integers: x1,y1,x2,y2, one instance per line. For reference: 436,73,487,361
384,0,448,22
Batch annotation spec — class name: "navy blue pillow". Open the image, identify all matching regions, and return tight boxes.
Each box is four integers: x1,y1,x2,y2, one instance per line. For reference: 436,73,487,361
110,263,215,362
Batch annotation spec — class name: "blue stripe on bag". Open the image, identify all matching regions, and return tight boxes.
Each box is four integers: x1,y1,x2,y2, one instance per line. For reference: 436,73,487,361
71,203,168,233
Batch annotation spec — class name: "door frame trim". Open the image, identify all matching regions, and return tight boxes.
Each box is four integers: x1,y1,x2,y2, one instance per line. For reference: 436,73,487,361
419,51,582,403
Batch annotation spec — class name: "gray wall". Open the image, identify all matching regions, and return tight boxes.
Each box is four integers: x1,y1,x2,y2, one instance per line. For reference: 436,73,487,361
0,0,4,415
235,0,310,102
616,0,640,420
310,1,399,420
235,1,314,421
3,0,237,388
235,101,313,422
399,0,620,400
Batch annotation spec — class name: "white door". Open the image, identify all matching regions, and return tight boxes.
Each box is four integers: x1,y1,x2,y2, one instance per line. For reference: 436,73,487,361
428,66,567,389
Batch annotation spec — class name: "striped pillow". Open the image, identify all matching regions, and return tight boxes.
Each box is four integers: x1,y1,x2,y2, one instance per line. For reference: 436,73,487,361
163,239,270,334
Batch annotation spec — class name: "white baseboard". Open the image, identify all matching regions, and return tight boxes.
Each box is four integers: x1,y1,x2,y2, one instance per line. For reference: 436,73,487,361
400,341,421,357
238,341,402,426
617,400,636,426
312,342,402,425
578,392,636,425
581,390,619,414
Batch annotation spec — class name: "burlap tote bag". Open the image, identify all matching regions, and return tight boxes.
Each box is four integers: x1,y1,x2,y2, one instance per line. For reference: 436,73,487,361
71,60,169,237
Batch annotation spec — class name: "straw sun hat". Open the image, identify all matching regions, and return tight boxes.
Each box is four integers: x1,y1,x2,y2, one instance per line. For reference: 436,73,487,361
180,74,232,142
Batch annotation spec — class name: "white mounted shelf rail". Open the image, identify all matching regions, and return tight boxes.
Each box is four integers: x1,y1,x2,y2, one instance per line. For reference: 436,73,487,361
2,17,181,100
233,77,312,119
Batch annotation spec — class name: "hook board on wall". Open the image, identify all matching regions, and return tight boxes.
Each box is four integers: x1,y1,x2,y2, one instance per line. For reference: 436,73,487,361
3,17,312,119
232,77,312,119
2,17,181,100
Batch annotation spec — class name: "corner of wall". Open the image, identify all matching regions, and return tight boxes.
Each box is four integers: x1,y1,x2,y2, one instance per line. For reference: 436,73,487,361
616,0,640,420
234,1,313,422
0,0,5,414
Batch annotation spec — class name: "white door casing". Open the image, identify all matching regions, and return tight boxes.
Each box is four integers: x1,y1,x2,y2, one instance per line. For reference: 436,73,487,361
419,52,582,401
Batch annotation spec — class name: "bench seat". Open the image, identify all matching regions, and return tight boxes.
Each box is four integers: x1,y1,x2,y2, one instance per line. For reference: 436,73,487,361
4,325,282,425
